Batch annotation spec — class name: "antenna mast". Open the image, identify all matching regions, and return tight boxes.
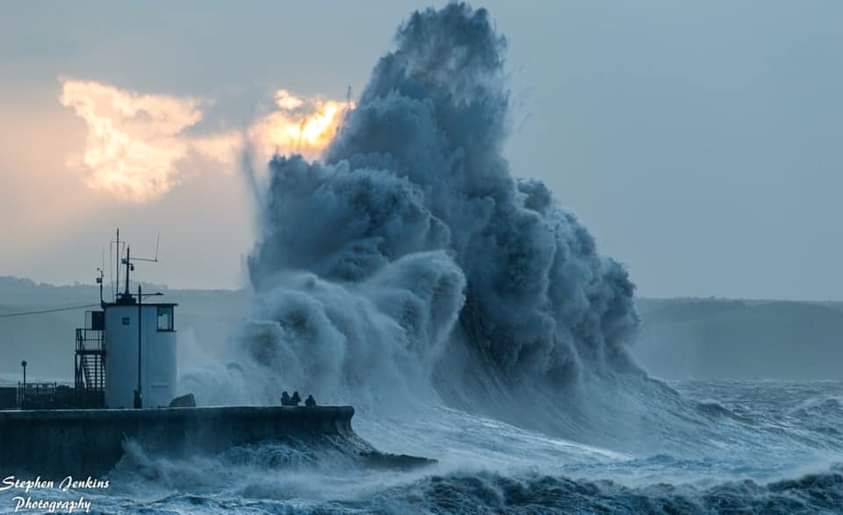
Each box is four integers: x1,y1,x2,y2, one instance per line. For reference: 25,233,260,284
96,267,104,306
115,228,120,301
123,246,132,299
114,231,160,303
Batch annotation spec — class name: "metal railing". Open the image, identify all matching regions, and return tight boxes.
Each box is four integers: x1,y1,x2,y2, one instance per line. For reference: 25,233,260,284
17,382,59,409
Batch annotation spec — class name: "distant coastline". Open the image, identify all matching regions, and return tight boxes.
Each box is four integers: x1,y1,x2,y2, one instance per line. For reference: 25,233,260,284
2,275,842,382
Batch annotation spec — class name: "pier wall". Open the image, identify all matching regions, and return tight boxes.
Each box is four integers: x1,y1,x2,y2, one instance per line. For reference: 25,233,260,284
0,387,16,410
0,405,355,477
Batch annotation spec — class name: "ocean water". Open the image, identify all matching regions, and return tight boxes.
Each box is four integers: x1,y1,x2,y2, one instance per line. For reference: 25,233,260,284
3,380,841,514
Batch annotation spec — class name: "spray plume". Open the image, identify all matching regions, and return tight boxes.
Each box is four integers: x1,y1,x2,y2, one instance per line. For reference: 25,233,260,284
228,4,641,413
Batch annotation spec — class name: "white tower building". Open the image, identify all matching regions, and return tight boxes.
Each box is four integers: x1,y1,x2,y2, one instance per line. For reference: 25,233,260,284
94,232,178,409
103,300,177,408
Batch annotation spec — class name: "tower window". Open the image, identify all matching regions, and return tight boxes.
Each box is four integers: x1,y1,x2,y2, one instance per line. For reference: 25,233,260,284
157,306,174,332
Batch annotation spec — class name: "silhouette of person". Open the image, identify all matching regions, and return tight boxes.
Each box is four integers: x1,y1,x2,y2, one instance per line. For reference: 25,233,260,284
305,394,316,407
291,391,301,406
281,391,291,406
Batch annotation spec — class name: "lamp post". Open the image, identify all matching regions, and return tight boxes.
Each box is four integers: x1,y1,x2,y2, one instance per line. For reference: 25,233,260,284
20,360,27,409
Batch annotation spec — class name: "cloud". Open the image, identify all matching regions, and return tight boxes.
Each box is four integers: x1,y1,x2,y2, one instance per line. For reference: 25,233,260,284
59,79,202,202
59,79,349,202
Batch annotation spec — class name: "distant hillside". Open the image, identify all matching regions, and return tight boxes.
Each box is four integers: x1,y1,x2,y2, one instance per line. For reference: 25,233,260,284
0,277,248,383
634,298,843,380
1,277,841,382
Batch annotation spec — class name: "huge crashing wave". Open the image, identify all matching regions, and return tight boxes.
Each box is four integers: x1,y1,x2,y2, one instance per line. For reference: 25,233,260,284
240,3,641,414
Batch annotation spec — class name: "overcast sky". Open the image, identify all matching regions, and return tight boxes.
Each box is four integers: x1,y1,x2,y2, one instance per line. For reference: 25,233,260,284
2,1,841,300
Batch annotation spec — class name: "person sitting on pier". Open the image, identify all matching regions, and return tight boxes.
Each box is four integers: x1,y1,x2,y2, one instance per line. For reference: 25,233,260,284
281,391,291,406
291,391,301,406
305,394,317,407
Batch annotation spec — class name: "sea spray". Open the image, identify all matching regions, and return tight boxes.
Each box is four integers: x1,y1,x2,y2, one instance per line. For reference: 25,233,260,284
243,3,639,412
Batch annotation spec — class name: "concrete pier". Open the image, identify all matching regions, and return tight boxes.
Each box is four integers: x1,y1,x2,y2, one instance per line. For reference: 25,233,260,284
0,406,356,477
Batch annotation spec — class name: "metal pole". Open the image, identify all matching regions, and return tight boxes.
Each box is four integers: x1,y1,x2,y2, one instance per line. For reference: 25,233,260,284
20,360,27,409
134,284,143,409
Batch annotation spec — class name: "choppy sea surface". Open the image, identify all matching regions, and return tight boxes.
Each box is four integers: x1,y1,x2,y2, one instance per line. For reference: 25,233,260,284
2,380,842,514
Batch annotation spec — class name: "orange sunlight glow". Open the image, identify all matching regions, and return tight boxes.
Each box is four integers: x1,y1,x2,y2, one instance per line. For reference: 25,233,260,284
60,80,350,202
250,89,351,162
